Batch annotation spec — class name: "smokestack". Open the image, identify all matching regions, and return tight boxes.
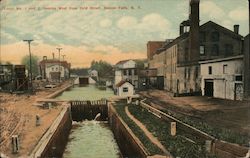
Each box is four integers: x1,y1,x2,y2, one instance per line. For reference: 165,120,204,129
180,24,184,35
234,25,239,34
189,0,200,62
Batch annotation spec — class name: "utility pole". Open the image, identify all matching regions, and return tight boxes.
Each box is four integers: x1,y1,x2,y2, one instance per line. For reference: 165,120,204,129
62,55,66,61
23,39,34,93
56,48,62,82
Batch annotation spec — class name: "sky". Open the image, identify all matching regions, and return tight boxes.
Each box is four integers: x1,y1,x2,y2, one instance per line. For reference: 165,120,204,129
0,0,249,67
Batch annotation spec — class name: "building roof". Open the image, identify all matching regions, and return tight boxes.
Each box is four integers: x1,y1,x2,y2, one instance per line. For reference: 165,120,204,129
39,59,71,69
200,21,243,39
115,80,133,87
115,59,132,66
153,20,244,56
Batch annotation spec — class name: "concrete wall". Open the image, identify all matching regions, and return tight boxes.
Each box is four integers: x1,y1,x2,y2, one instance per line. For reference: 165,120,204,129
108,104,149,158
29,106,72,158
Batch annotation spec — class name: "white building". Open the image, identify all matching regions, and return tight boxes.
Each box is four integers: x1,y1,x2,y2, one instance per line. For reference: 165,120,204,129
200,55,243,100
115,59,139,89
116,80,135,97
39,56,71,82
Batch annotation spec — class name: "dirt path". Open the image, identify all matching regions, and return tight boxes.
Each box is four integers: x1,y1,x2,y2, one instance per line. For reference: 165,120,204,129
125,106,170,155
0,81,71,157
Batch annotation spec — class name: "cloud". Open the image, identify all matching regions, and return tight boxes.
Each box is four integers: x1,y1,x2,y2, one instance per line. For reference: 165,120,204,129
99,19,112,28
200,1,225,20
117,13,171,32
92,45,122,54
229,7,248,21
139,13,171,32
117,16,138,30
222,20,233,30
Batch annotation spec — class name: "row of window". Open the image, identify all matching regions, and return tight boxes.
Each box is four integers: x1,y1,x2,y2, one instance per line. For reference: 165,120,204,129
200,44,233,56
208,64,228,75
51,67,62,71
123,69,137,76
200,31,220,42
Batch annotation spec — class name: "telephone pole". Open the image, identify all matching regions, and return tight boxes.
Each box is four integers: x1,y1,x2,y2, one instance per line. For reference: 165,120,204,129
62,55,66,61
56,48,62,82
23,39,34,93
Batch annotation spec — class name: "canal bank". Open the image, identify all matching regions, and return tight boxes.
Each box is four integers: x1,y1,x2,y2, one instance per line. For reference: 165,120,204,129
0,81,73,157
28,85,164,158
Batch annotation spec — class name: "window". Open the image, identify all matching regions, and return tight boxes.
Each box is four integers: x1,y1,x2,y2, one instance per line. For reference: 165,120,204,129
212,44,219,56
123,87,128,92
235,75,242,81
123,70,127,75
188,68,191,79
208,66,212,75
200,45,205,55
184,68,187,79
225,44,233,56
211,32,220,41
52,67,54,71
223,64,228,74
195,66,199,78
134,69,137,75
128,69,132,76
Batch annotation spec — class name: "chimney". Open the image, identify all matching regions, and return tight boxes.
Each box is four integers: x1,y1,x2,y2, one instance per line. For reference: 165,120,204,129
180,24,184,35
43,56,47,60
189,0,200,62
234,25,239,34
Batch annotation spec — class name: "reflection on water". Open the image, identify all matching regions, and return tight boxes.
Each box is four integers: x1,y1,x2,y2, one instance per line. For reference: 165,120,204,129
63,121,120,158
56,84,114,100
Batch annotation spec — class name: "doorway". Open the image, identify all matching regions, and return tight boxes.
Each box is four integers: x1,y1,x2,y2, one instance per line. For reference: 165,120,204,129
204,80,214,97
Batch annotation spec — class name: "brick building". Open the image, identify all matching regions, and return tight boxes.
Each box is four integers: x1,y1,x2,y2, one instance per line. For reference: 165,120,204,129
148,0,244,96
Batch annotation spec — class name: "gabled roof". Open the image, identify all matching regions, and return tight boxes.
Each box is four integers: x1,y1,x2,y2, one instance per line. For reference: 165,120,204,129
153,20,243,56
200,21,243,39
115,80,133,87
115,59,132,66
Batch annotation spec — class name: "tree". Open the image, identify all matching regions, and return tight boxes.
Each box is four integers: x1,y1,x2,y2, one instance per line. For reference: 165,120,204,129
21,55,39,77
135,60,146,69
90,60,113,78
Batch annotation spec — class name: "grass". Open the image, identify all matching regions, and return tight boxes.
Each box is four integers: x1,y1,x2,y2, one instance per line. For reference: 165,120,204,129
113,100,163,155
162,109,249,146
128,104,217,158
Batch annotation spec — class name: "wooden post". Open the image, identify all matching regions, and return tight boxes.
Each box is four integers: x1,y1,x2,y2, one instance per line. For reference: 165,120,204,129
205,140,212,153
11,135,19,154
36,114,41,126
171,122,176,136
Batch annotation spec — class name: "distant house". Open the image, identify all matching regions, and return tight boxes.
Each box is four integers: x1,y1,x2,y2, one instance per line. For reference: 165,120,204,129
89,69,98,78
200,55,243,100
115,80,135,97
39,56,71,82
114,59,139,89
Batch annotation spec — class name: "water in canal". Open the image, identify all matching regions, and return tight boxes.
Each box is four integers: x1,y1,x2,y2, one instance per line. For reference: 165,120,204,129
63,121,120,158
58,85,120,158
